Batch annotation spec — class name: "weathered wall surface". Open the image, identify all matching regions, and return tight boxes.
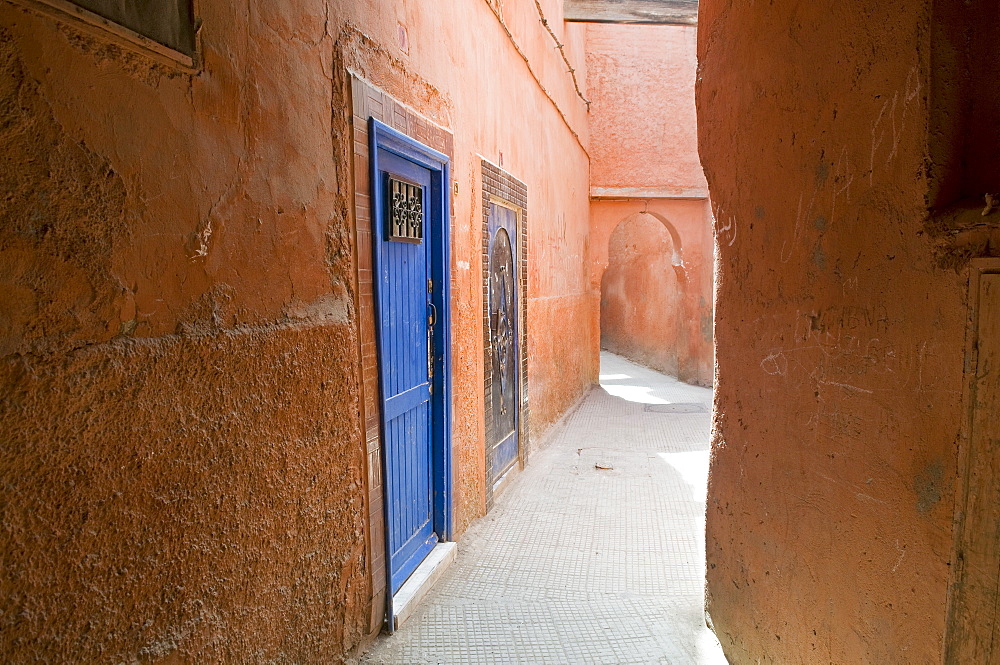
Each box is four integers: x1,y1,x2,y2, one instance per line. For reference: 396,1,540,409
698,1,971,662
0,0,593,661
2,328,368,662
591,201,713,385
1,3,372,660
586,23,712,385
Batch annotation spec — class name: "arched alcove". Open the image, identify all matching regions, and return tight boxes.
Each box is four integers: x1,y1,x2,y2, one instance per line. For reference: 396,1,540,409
600,211,690,379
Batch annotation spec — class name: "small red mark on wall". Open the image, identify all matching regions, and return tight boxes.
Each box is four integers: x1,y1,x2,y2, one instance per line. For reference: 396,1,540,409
398,23,409,55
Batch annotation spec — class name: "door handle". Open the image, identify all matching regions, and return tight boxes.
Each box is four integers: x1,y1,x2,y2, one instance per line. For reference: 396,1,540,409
427,320,435,392
428,302,437,327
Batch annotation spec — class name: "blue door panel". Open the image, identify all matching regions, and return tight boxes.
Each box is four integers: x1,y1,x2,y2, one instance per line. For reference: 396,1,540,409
374,148,437,594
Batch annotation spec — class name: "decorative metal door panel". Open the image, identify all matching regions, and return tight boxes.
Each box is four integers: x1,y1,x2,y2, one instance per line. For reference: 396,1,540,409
374,149,437,594
487,203,519,486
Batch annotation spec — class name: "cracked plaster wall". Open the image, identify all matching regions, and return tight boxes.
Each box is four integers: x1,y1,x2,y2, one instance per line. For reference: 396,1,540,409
0,0,368,661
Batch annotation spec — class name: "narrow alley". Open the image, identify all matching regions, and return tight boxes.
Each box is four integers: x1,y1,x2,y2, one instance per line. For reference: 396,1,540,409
360,352,727,665
7,1,990,662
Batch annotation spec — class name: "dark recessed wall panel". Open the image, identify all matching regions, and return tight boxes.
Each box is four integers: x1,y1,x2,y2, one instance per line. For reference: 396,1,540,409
71,0,195,55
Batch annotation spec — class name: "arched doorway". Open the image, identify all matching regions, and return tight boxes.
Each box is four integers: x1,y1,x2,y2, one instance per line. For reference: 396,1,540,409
600,211,695,381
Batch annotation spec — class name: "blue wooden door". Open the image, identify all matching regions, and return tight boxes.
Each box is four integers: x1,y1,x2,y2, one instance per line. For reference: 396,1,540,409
374,149,437,594
487,203,519,484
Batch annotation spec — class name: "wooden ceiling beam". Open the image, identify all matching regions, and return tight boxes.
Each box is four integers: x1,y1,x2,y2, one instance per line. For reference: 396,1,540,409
564,0,698,25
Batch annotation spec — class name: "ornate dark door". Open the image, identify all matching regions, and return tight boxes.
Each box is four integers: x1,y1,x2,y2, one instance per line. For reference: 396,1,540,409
487,202,519,487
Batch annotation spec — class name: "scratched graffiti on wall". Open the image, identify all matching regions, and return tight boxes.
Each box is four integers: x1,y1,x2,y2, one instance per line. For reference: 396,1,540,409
757,304,952,396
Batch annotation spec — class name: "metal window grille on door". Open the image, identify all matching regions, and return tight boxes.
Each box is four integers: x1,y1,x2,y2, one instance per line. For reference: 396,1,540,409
387,177,424,243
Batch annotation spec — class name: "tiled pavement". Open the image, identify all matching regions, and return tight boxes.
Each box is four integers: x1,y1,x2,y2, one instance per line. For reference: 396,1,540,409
359,352,729,664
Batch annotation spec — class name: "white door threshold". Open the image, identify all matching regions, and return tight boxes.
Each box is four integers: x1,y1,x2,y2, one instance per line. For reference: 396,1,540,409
391,542,457,630
491,462,520,499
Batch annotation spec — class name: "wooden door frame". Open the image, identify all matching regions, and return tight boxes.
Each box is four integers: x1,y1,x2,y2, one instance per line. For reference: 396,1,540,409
945,257,1000,663
369,118,453,626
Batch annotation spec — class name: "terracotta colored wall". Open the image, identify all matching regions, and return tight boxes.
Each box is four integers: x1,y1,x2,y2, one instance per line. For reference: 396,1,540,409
0,4,373,661
591,200,713,385
0,0,594,661
697,1,980,662
586,23,706,197
585,23,712,385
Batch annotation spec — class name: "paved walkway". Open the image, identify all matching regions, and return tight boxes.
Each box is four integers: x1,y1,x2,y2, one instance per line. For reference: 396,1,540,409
360,352,729,664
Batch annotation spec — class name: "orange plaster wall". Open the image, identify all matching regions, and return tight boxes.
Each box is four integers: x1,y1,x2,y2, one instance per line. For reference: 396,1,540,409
0,0,594,662
698,1,971,662
586,23,706,196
